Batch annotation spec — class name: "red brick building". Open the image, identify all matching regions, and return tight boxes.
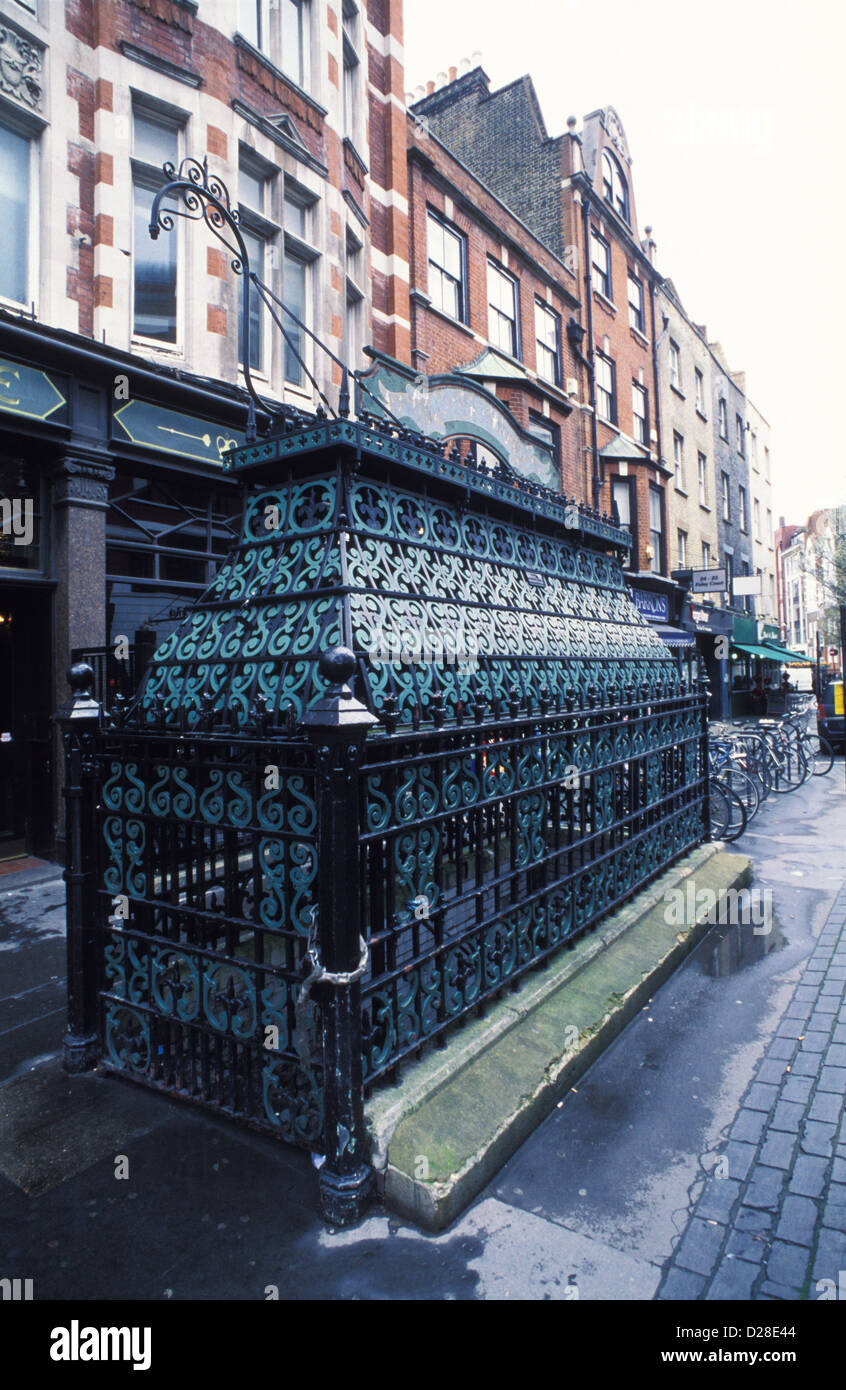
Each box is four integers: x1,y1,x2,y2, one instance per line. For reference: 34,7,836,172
410,71,671,572
400,109,582,494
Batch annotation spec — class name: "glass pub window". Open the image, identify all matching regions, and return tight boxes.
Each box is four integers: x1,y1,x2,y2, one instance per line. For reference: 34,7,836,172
239,225,265,373
343,0,360,138
669,339,681,389
0,123,33,307
628,274,644,333
601,150,629,223
427,211,464,320
595,352,615,422
535,300,560,384
633,382,649,445
698,451,708,504
591,232,611,298
133,112,180,343
673,430,684,486
282,251,308,385
487,260,518,357
282,0,304,86
649,488,663,572
237,0,262,47
612,478,631,530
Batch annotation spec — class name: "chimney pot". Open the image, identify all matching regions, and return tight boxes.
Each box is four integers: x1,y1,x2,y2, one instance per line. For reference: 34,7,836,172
426,80,435,95
449,65,457,82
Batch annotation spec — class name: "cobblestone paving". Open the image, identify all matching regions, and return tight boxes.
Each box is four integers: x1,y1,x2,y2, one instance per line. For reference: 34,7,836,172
657,883,846,1300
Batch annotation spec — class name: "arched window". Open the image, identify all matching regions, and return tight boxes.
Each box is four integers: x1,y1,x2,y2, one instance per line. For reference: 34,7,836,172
601,150,629,223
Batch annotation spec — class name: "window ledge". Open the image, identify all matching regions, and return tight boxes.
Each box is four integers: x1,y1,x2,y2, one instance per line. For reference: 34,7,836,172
342,136,368,178
592,289,617,315
630,326,649,348
120,39,202,88
670,383,685,400
232,35,327,118
699,503,712,513
131,338,184,360
674,486,688,497
424,302,475,338
696,408,708,423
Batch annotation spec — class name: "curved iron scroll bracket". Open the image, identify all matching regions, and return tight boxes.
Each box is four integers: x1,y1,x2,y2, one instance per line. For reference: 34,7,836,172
149,157,262,440
148,156,405,444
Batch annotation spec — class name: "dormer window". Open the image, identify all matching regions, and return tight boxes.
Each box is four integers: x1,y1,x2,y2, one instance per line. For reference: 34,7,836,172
601,149,629,224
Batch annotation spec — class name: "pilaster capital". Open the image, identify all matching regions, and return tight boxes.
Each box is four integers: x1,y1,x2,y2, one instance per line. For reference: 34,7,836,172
51,450,114,509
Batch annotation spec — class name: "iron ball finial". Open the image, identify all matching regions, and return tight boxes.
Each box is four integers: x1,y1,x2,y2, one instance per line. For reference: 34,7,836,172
318,645,357,692
68,662,95,698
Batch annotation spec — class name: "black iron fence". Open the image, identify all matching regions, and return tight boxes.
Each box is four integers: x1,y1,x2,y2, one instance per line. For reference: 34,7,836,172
359,684,707,1087
59,661,707,1222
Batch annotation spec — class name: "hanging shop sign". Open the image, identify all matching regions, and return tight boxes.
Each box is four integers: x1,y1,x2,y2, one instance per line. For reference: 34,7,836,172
690,567,727,593
113,399,245,465
630,588,669,622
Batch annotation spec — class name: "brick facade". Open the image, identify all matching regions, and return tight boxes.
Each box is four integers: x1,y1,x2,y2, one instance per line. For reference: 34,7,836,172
12,0,410,403
405,118,581,494
412,76,669,571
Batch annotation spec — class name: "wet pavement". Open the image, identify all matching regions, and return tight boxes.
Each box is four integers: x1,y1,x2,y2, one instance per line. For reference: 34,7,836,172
0,767,844,1300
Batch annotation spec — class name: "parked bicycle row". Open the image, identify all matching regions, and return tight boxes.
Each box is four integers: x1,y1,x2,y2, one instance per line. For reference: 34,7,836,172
707,695,838,842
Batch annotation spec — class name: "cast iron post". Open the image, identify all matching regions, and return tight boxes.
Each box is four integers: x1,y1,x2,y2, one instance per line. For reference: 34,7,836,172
304,646,377,1225
699,670,712,841
56,662,102,1073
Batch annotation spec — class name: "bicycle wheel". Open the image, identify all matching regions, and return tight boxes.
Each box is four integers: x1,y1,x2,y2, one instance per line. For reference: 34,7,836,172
806,733,834,776
708,781,731,839
720,765,760,820
768,734,809,792
721,784,748,841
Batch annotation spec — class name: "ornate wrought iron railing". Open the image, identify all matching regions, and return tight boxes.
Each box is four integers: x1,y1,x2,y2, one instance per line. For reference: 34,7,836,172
358,684,706,1087
57,161,709,1230
94,722,321,1149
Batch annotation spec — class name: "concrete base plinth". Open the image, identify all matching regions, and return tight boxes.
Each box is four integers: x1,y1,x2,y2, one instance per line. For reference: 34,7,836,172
366,844,753,1232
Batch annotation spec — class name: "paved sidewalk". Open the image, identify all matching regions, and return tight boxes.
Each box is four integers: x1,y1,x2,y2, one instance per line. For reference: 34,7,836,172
657,882,846,1300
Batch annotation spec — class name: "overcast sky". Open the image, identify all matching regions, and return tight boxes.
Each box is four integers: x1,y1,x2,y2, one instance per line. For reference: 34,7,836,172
403,0,844,527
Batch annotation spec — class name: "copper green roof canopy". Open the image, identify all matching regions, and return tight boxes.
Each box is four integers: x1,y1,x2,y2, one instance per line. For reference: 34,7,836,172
140,416,678,727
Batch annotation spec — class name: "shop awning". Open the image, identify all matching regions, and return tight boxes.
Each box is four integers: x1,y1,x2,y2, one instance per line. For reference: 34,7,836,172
731,643,783,661
759,642,811,664
654,625,696,648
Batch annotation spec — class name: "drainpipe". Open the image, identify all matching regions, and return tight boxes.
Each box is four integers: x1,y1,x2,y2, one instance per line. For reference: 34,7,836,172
580,194,601,511
648,277,665,484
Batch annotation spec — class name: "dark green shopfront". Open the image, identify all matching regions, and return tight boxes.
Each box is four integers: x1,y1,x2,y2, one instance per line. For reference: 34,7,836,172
0,313,252,857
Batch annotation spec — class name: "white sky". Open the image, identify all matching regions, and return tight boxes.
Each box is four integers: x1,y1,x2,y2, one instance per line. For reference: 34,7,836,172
403,0,845,527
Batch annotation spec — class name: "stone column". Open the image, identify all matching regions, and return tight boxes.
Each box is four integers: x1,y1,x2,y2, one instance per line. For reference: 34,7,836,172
49,449,114,846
